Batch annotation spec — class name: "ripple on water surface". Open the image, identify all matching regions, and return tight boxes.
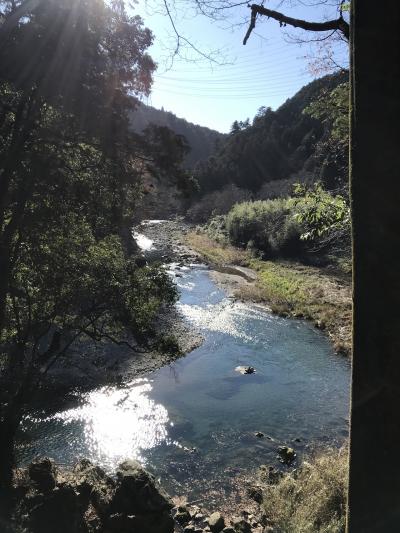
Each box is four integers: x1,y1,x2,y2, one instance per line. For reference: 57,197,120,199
17,267,350,501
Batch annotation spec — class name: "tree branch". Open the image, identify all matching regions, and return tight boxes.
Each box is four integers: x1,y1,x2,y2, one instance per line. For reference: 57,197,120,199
243,4,349,45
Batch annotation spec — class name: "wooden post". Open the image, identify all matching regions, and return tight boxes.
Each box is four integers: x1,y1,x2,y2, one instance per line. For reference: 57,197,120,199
348,0,400,530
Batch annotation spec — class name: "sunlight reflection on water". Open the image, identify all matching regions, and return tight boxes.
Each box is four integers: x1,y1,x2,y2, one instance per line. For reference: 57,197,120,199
177,300,272,342
40,379,170,470
18,266,350,501
132,231,154,251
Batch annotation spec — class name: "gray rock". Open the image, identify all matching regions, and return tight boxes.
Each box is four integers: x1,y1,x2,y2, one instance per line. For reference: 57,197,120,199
175,509,191,526
28,484,81,533
208,511,225,532
72,459,113,510
28,457,57,492
16,457,175,533
222,528,235,533
277,446,296,464
112,459,173,515
232,518,252,533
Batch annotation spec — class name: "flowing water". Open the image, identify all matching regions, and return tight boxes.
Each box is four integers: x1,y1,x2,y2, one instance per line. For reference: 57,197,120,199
17,225,351,503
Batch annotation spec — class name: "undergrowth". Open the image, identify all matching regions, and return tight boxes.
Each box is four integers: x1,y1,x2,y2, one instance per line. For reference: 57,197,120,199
262,447,348,533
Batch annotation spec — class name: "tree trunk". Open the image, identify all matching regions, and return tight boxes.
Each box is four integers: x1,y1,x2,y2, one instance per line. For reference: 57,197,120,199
0,406,22,519
348,1,400,530
0,243,11,340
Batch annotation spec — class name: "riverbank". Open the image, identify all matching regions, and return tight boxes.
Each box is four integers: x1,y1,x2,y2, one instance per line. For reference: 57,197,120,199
10,457,268,533
43,307,203,396
13,220,350,532
185,231,352,356
42,221,204,395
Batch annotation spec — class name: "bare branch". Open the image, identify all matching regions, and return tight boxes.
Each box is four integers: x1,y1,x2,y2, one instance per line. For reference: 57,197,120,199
243,4,349,45
162,0,224,66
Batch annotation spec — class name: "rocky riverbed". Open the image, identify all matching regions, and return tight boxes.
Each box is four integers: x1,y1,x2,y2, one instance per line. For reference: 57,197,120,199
10,457,270,533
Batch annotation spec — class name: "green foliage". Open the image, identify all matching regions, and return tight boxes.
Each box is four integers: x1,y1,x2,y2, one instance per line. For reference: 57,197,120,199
205,181,350,261
203,214,229,243
293,182,350,251
225,199,305,258
0,0,183,470
8,217,177,347
303,82,349,190
0,0,181,357
304,83,349,142
154,334,181,355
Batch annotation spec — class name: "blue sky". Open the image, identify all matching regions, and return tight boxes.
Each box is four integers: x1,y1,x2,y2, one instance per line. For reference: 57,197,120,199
135,0,348,132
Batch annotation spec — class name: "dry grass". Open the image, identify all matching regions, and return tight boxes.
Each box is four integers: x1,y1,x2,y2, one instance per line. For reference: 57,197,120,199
186,231,352,356
186,232,248,266
262,448,348,533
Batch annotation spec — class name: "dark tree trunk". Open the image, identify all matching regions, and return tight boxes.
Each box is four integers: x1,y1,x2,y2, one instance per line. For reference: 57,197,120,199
348,1,400,530
0,405,23,519
0,244,11,339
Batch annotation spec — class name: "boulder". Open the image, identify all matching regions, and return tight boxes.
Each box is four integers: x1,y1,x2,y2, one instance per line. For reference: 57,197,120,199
231,518,252,533
208,511,225,532
72,459,114,512
112,459,173,515
28,458,57,492
28,484,82,533
175,507,191,526
277,446,296,464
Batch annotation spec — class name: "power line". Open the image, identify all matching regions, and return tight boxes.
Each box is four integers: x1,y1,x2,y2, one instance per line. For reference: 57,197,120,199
155,52,309,77
155,80,309,95
155,73,310,88
151,87,307,99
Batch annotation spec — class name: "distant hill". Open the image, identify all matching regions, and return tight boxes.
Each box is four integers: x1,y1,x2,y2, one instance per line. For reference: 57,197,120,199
193,71,349,195
130,103,225,168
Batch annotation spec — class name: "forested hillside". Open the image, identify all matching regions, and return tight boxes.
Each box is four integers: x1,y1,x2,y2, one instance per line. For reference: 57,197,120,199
193,71,348,196
130,103,225,167
188,69,350,271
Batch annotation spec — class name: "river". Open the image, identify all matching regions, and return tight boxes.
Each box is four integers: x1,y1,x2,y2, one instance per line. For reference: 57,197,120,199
16,221,351,505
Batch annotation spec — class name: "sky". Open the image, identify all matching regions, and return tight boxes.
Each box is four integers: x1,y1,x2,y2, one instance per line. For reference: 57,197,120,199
134,0,349,132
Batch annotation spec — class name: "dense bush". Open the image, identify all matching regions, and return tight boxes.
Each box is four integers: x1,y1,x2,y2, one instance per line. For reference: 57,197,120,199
225,199,306,259
293,182,351,255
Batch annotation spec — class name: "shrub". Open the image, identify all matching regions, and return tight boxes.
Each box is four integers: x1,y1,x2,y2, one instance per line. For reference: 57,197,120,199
293,182,351,255
203,214,229,243
262,447,348,533
225,199,305,258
